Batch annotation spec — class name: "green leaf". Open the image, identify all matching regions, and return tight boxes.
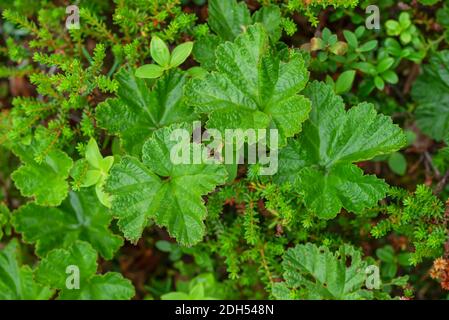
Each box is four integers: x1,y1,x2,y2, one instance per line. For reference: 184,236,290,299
386,20,400,35
275,82,406,218
36,241,135,300
390,275,409,286
400,32,412,45
208,0,251,41
353,62,376,75
72,139,114,206
13,188,123,259
382,70,399,84
398,253,412,266
161,274,220,300
135,64,164,79
170,42,193,68
383,263,398,279
358,40,378,52
150,36,170,67
84,170,101,187
412,50,449,141
276,243,373,300
11,144,73,206
95,182,111,208
105,124,228,246
187,66,208,78
271,282,294,300
437,4,449,28
298,164,390,218
376,245,395,263
161,283,215,300
343,30,358,48
186,24,311,146
100,156,114,172
385,38,402,57
322,28,332,41
252,5,282,41
335,70,356,94
155,240,172,252
399,12,411,29
161,291,190,300
194,3,280,70
192,35,221,70
388,152,407,175
75,139,114,207
0,203,11,240
97,68,197,156
376,57,395,73
374,76,385,90
0,239,53,300
85,138,103,169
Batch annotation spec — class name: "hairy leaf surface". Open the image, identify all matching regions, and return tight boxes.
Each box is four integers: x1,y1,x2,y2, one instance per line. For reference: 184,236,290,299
96,68,197,155
193,1,281,69
36,241,134,300
276,82,406,218
187,24,311,146
273,243,373,300
106,124,227,246
11,144,72,206
208,0,251,41
0,240,53,300
13,189,122,259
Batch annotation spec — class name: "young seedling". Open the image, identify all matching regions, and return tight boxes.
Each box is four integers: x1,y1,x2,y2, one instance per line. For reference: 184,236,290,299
135,36,193,79
76,138,114,207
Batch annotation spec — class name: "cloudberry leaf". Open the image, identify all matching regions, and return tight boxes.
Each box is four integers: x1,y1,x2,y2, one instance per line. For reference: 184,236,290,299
96,68,197,156
208,0,252,41
0,239,53,300
192,34,221,70
11,143,73,206
36,241,134,300
252,5,282,41
412,50,449,141
207,0,281,42
186,24,311,146
13,188,123,259
193,3,281,70
276,82,406,218
105,124,227,246
273,243,373,300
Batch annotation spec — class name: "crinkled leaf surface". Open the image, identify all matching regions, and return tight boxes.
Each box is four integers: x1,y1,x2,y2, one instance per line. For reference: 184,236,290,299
194,3,281,69
105,124,228,246
96,68,197,156
192,34,222,71
13,188,122,259
0,239,53,300
36,241,134,300
273,243,373,300
252,5,282,41
208,0,252,41
11,143,72,206
208,0,280,41
187,24,310,146
412,50,449,141
275,82,406,218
